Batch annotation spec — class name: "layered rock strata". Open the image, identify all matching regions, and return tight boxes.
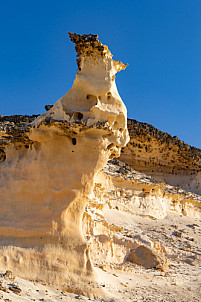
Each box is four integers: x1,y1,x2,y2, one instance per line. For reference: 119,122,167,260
82,158,200,272
120,119,201,195
0,33,129,296
1,118,201,298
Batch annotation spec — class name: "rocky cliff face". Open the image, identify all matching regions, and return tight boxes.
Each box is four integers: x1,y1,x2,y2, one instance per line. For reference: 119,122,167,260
0,33,129,297
0,34,201,301
82,158,200,271
120,119,201,195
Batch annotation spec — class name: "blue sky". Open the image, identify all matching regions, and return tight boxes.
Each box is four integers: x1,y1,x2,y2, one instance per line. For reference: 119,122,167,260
0,0,200,148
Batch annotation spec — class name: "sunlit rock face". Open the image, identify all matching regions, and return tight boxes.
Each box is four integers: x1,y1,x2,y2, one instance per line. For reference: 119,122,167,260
120,119,201,195
0,33,129,297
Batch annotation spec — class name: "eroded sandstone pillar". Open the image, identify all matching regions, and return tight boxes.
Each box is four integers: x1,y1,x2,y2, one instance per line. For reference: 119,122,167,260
0,33,129,296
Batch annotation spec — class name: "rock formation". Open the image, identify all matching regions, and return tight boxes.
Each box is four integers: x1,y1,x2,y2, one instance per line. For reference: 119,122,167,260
127,245,169,270
120,119,201,195
0,34,201,301
0,33,129,297
82,158,200,278
1,120,201,302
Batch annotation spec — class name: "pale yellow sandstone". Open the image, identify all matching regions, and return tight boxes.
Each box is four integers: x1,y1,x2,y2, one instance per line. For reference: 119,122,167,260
0,33,129,297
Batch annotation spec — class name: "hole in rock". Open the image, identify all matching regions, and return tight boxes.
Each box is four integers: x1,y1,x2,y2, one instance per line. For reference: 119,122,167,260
45,105,53,111
74,112,83,120
107,143,114,150
72,138,77,145
107,92,112,100
86,94,98,106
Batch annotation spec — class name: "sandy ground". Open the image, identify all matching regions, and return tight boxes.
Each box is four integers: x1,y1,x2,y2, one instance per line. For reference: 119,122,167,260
0,212,200,302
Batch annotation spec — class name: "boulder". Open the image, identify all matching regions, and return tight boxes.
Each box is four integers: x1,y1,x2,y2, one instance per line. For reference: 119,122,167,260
127,245,169,271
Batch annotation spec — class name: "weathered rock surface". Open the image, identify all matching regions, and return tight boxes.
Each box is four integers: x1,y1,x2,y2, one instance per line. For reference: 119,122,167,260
82,159,200,275
127,245,169,270
1,117,201,297
0,33,129,297
0,34,201,302
120,119,201,195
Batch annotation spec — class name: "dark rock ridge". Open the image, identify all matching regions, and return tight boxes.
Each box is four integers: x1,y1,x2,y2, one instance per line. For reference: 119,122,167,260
127,118,201,161
0,115,38,162
120,119,201,174
119,119,201,195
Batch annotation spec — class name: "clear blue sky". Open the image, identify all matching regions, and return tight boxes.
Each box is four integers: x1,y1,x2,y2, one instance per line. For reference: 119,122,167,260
0,0,200,148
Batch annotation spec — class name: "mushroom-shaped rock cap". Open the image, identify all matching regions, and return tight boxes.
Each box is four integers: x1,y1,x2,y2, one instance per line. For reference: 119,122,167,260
68,32,128,73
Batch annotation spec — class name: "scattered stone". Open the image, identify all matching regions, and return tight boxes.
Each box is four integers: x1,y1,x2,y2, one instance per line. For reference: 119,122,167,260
187,224,199,229
0,282,9,293
8,284,21,295
172,231,183,238
3,270,15,281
